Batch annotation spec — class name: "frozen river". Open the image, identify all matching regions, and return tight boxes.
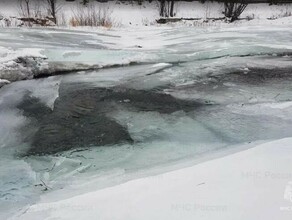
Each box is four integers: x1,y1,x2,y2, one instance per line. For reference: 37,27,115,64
1,25,292,219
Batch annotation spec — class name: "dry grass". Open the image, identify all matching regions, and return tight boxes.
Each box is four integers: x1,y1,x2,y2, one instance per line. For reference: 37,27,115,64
70,4,114,28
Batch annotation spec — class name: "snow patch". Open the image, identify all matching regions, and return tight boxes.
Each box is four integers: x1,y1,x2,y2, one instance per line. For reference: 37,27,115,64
12,138,292,220
0,47,48,82
0,79,10,88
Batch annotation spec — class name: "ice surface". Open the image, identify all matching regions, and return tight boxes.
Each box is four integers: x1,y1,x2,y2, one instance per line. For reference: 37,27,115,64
1,25,292,219
1,26,292,82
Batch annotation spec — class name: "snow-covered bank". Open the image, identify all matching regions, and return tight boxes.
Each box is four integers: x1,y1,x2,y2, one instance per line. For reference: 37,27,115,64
0,47,48,83
12,138,292,220
1,0,292,27
0,79,10,88
0,27,157,84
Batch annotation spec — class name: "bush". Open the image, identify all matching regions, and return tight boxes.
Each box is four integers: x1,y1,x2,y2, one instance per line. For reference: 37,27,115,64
70,4,113,28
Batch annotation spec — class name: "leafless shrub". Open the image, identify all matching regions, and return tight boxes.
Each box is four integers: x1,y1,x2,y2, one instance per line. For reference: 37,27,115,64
17,0,48,26
58,12,67,26
0,17,11,27
33,1,45,18
246,13,255,21
70,4,113,28
277,5,292,18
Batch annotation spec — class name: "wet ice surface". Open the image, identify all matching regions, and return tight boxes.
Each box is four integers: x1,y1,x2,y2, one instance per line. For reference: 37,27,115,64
1,26,292,218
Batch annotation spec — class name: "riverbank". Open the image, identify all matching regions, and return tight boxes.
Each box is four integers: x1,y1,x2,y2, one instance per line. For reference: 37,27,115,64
11,137,292,220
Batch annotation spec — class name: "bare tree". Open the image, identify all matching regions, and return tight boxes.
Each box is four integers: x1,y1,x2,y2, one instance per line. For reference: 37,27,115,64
18,0,33,26
169,0,175,17
159,0,175,17
18,0,31,17
45,0,61,24
223,1,248,22
159,0,166,17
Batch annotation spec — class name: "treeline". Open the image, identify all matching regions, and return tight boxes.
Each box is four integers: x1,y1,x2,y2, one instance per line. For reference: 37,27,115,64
3,0,291,27
156,0,248,21
17,0,60,24
73,0,292,4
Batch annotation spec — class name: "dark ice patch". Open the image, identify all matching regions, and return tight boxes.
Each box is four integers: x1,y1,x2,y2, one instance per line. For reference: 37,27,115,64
17,93,52,119
213,68,292,85
17,84,202,156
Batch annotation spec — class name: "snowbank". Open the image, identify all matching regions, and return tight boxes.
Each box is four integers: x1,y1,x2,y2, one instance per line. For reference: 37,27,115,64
0,47,48,82
0,29,156,83
0,79,10,88
12,138,292,220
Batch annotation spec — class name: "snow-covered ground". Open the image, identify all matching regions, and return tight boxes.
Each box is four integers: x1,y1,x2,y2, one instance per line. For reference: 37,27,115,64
0,0,292,27
11,138,292,220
